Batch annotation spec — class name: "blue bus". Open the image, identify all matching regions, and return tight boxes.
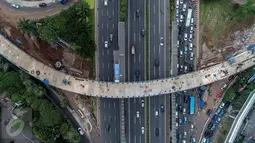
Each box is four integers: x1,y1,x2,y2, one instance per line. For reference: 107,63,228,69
189,96,195,114
114,64,120,83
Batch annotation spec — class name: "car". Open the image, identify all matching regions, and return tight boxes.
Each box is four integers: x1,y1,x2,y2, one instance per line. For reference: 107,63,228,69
216,117,221,123
184,66,187,71
176,111,178,118
220,102,225,108
155,59,159,67
104,41,108,48
179,118,182,124
191,124,194,129
189,43,193,50
190,26,194,34
192,138,196,143
106,123,110,132
183,4,186,11
176,9,179,17
191,18,194,25
184,33,187,41
177,40,179,47
180,15,183,22
183,108,186,114
210,124,216,130
183,140,186,143
180,51,183,57
135,70,140,79
39,3,47,7
202,138,207,143
190,52,194,60
78,127,84,135
155,128,159,136
184,117,188,123
160,37,164,46
184,47,188,53
141,99,144,107
160,105,164,112
136,9,140,17
11,4,20,9
136,111,140,118
104,0,108,6
176,122,178,127
207,109,212,116
184,131,187,138
141,127,145,134
155,110,159,117
180,0,183,4
189,34,193,41
141,29,145,36
110,34,113,42
177,64,179,69
219,110,225,117
131,45,135,54
184,95,188,103
212,115,218,121
178,105,182,112
179,134,182,139
215,108,222,115
176,0,179,8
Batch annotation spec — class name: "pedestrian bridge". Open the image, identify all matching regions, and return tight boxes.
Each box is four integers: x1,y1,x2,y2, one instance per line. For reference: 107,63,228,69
1,34,255,98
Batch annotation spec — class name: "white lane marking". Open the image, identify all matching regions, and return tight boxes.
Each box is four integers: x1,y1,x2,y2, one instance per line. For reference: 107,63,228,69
114,102,116,108
134,135,137,143
104,102,106,108
154,5,155,14
134,33,136,42
159,45,161,54
108,63,110,68
140,135,142,143
107,10,108,16
107,23,109,29
134,54,136,63
113,10,114,16
102,50,104,56
134,12,136,21
134,116,136,124
108,102,110,108
154,25,155,34
115,128,117,133
154,45,156,56
113,24,114,29
154,67,156,76
102,63,104,69
102,23,103,29
139,34,141,42
107,49,109,55
139,54,141,63
102,37,103,43
104,116,106,121
158,1,160,34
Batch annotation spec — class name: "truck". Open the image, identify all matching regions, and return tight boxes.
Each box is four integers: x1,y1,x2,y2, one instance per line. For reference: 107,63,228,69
59,0,67,4
185,9,192,27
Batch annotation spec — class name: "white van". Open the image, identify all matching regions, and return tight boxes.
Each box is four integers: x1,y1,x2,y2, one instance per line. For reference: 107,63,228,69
176,0,179,8
183,4,186,11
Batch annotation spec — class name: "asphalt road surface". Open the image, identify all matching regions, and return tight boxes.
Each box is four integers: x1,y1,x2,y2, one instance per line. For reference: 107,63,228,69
148,0,169,142
97,0,120,142
127,0,146,142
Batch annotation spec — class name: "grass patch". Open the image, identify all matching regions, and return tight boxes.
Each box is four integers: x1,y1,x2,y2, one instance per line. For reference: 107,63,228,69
83,0,94,9
217,116,234,143
146,0,149,80
200,0,255,49
120,0,127,22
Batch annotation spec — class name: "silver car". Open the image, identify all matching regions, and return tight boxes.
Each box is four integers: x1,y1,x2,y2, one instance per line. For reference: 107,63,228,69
104,0,108,6
104,41,108,48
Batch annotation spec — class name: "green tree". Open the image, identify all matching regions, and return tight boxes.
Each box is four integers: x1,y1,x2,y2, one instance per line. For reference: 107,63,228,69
18,18,38,37
235,0,255,17
75,2,91,22
60,99,68,108
37,17,59,43
63,127,81,143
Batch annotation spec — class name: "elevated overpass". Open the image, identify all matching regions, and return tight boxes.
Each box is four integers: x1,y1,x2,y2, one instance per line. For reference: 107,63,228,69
0,34,255,98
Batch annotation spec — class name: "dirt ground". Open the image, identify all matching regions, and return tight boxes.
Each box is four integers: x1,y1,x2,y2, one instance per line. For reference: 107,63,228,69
0,14,92,79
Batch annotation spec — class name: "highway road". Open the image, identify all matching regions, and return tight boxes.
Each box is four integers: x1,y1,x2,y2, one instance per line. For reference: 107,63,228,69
175,0,197,142
148,0,170,142
127,0,146,142
97,0,120,142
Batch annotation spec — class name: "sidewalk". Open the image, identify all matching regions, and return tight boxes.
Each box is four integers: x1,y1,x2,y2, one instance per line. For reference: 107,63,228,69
5,0,56,7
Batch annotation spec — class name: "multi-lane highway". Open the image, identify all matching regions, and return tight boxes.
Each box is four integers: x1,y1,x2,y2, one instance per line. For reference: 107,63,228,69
97,0,120,142
127,0,146,142
148,0,170,142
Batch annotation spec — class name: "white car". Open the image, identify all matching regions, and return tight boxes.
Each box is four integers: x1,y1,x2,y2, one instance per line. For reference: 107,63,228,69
189,34,193,41
176,111,178,118
78,127,84,135
136,111,140,118
180,0,183,4
155,110,159,118
104,41,108,48
104,0,108,6
11,4,20,9
141,99,144,107
180,15,183,22
184,33,187,41
141,127,145,134
189,43,193,50
191,18,194,25
176,0,179,8
160,37,164,46
190,26,194,34
190,52,194,60
183,4,186,11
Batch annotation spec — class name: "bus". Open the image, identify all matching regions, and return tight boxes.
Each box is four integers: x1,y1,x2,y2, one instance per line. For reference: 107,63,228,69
189,96,195,114
114,64,120,83
185,9,193,27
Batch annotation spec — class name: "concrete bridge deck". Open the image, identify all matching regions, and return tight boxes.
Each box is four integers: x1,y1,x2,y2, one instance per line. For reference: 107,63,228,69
0,34,255,98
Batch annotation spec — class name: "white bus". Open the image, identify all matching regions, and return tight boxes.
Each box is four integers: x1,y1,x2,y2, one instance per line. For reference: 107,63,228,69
185,9,193,27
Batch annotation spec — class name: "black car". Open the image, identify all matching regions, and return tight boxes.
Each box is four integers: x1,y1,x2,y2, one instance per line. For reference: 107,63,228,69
106,123,110,132
178,105,182,112
207,109,212,116
135,70,140,79
141,29,145,36
39,3,47,7
155,59,159,67
160,105,164,112
184,95,189,103
155,128,159,136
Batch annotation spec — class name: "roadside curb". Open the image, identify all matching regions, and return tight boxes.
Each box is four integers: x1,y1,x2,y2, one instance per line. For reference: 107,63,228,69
5,0,56,7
